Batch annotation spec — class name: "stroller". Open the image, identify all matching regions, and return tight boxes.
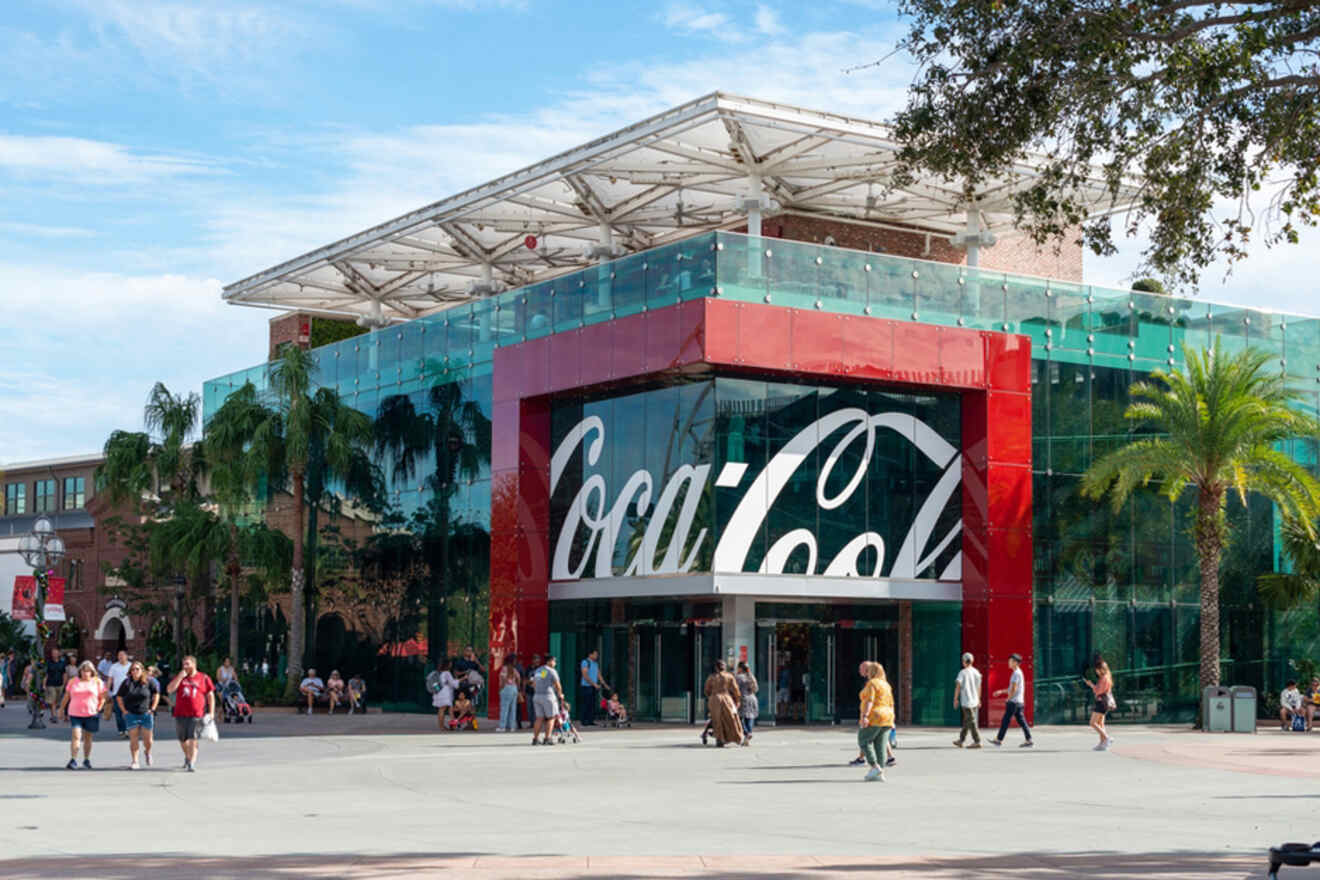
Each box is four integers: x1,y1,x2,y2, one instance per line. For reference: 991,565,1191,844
220,680,253,724
556,703,582,744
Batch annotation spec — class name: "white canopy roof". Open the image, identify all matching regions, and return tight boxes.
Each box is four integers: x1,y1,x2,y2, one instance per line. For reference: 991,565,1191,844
223,92,1137,323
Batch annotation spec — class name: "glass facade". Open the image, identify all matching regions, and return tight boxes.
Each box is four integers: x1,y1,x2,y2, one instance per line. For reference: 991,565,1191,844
205,230,1320,724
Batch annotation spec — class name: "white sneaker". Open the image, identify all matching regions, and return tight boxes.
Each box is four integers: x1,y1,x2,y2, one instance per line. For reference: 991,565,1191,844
129,761,139,770
863,767,881,782
1093,743,1106,751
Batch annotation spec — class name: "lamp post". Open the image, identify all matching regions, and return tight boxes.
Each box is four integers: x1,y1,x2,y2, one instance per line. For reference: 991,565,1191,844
18,517,66,730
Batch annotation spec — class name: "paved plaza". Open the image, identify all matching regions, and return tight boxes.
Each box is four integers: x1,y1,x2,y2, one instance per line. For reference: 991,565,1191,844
0,706,1315,878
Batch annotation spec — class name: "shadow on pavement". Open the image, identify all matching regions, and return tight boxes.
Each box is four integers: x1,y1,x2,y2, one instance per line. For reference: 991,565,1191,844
0,850,1267,879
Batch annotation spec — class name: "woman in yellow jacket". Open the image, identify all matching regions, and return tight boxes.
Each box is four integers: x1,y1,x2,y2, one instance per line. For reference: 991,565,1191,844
857,661,895,782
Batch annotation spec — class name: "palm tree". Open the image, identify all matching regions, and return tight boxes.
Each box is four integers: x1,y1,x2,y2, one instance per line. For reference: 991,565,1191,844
97,382,201,508
1257,516,1320,609
203,382,290,661
374,381,490,661
1082,340,1320,690
255,346,374,694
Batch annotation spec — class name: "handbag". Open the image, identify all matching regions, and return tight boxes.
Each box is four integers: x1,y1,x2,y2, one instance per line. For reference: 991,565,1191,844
1105,692,1117,711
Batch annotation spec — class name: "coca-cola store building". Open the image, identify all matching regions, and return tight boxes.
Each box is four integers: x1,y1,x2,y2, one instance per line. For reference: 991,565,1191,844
209,94,1317,727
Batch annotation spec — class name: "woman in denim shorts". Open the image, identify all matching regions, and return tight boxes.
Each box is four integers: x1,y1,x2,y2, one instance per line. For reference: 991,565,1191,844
59,660,107,770
115,661,160,769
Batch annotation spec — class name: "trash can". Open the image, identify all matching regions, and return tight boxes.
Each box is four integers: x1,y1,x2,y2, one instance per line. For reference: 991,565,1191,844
1230,685,1257,733
1203,686,1232,732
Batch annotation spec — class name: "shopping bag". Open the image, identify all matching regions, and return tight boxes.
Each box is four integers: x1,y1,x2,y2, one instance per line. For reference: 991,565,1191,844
200,715,220,742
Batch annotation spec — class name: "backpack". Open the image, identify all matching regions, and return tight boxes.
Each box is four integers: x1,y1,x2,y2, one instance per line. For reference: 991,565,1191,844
1292,713,1307,732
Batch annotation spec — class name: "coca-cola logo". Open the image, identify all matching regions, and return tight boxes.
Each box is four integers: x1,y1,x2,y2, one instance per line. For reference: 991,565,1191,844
549,403,962,582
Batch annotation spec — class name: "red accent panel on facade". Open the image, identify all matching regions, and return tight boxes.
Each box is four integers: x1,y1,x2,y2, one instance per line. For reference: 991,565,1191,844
490,299,1034,724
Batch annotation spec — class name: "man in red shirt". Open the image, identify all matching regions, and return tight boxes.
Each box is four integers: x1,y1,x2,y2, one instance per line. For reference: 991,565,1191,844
167,655,216,772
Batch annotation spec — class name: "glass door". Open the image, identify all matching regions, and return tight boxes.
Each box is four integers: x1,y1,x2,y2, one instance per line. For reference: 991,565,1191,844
632,625,659,722
807,624,835,723
659,624,691,722
755,624,776,724
693,624,722,725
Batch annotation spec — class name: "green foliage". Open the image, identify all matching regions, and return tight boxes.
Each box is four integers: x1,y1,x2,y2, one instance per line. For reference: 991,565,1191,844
892,0,1320,286
1130,278,1167,295
309,318,366,350
0,610,32,654
1258,516,1320,609
57,615,85,651
1082,339,1320,690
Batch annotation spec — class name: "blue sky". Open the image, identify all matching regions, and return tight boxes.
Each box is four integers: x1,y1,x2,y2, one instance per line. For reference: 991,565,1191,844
1,0,1314,464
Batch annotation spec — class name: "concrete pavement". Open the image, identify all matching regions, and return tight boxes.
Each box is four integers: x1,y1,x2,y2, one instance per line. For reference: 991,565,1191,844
0,704,1315,878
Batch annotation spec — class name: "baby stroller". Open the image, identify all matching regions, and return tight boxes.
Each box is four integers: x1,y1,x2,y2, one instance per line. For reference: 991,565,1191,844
220,680,253,724
556,704,582,744
604,696,631,728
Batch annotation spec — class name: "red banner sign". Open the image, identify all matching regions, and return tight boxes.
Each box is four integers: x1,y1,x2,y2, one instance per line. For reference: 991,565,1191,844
10,576,66,621
11,576,36,620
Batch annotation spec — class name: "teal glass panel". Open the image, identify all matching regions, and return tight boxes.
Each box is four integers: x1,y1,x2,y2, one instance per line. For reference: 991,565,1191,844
675,235,716,301
578,264,610,326
645,242,682,310
961,267,1005,330
1130,291,1176,363
470,298,494,365
445,303,474,372
1047,358,1092,475
1048,281,1090,353
1207,303,1251,356
1003,274,1050,348
867,254,915,321
765,238,821,311
1172,296,1210,356
492,293,524,346
552,274,584,331
610,251,647,317
524,282,553,339
914,260,965,327
817,245,870,315
378,322,402,386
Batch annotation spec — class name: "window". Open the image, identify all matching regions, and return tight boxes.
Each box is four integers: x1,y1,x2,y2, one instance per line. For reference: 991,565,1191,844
4,482,25,515
33,479,55,513
65,558,82,591
63,476,85,510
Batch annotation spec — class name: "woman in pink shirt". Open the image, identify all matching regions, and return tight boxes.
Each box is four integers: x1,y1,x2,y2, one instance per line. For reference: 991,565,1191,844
1084,655,1115,752
59,660,107,770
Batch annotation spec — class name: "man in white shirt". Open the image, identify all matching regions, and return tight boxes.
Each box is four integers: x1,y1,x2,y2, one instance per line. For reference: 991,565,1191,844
299,669,325,716
991,653,1033,748
1280,680,1305,730
952,652,983,748
107,650,133,738
96,653,113,680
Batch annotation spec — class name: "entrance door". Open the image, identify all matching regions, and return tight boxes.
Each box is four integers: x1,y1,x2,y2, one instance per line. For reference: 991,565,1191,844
658,624,692,722
693,624,722,724
807,624,835,724
765,622,811,724
632,625,660,722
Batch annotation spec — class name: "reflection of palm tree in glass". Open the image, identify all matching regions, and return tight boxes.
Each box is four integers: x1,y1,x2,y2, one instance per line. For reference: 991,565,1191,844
375,378,491,660
624,384,715,573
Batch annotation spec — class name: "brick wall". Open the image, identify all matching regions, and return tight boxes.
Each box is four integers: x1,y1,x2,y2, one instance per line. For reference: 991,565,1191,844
736,214,1083,281
268,312,312,361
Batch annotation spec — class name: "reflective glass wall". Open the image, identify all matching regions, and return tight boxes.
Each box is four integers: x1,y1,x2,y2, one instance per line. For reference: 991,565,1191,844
205,230,1320,723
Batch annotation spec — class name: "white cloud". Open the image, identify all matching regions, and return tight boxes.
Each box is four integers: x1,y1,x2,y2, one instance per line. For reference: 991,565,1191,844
0,221,96,238
662,4,744,42
0,134,218,185
0,265,268,464
755,5,786,36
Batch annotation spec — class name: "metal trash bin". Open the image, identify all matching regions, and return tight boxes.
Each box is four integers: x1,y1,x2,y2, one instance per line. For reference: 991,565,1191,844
1230,685,1257,733
1203,686,1232,732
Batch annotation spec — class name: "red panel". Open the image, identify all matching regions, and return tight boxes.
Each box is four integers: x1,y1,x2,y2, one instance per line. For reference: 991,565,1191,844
737,301,792,369
645,304,681,372
518,400,551,474
611,312,648,380
791,310,844,374
675,299,706,367
985,528,1033,599
986,462,1032,532
987,391,1032,463
491,401,519,472
548,328,581,392
892,323,941,385
492,349,521,403
939,326,985,388
703,298,739,366
986,332,1032,391
841,314,894,380
577,321,612,387
514,335,551,398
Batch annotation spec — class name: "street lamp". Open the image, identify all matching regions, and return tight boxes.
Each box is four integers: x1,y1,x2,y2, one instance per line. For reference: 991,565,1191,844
18,517,65,729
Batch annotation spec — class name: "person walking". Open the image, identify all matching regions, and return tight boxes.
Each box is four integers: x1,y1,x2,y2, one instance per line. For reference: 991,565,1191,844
167,655,216,772
952,652,983,749
116,661,160,769
106,650,132,739
42,647,65,724
734,661,758,744
522,653,541,730
990,653,1033,748
496,655,521,732
426,659,458,729
531,655,564,745
59,660,107,769
702,660,744,747
578,649,609,727
857,661,894,782
1084,654,1115,750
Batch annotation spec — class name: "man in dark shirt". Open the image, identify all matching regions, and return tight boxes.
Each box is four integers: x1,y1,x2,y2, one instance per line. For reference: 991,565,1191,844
43,648,65,723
